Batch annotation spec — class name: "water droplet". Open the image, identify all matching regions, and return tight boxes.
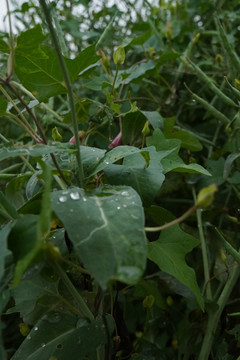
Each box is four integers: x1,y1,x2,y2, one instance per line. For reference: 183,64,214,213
117,206,121,210
34,326,38,331
92,149,96,152
41,343,46,348
123,204,127,208
59,196,67,202
27,335,31,340
104,161,110,165
70,192,80,200
82,197,87,202
121,191,129,196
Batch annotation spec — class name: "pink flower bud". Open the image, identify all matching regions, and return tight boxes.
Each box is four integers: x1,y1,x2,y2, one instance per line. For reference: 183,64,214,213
108,132,122,149
69,131,83,144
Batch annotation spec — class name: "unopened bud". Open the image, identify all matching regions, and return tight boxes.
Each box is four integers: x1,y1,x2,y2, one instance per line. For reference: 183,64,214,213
113,46,125,65
19,323,30,337
52,126,62,141
216,54,223,63
193,33,200,44
143,295,155,309
196,184,217,209
142,121,150,136
234,79,240,91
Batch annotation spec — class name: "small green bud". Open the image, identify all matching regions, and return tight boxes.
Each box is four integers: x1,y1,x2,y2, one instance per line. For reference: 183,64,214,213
19,322,30,337
227,215,238,223
166,295,174,306
142,121,150,136
216,54,223,63
234,79,240,91
43,242,61,260
143,294,155,309
193,33,200,44
196,184,217,209
113,46,125,65
220,248,227,264
166,21,173,40
52,127,62,141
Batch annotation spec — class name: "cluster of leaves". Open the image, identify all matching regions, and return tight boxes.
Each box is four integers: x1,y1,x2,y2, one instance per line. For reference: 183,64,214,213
0,0,240,359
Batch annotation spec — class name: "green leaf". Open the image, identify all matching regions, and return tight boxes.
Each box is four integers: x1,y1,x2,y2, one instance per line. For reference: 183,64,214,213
8,215,41,286
169,130,203,151
5,173,32,209
158,51,180,65
7,265,60,319
7,163,52,286
0,191,18,220
123,60,156,84
104,147,165,205
0,222,15,282
66,44,100,80
11,312,113,360
51,186,147,289
147,208,204,310
126,30,153,48
163,117,202,151
16,24,47,49
0,38,10,53
0,143,75,162
87,145,142,178
80,146,106,177
147,129,210,175
122,111,146,145
15,26,100,101
37,161,52,237
141,110,164,130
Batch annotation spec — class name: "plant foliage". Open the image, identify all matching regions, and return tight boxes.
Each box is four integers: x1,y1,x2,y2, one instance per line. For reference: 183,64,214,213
0,0,240,359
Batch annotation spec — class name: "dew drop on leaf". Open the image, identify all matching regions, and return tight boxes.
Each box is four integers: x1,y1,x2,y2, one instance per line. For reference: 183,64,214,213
70,192,80,200
33,326,38,331
121,191,129,196
59,196,67,202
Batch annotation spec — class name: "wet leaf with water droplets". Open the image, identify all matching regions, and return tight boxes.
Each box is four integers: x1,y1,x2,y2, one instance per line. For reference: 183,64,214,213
51,185,147,288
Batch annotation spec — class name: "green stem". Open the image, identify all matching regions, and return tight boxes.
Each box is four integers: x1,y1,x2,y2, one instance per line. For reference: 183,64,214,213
39,0,85,189
215,228,240,264
111,64,119,95
0,133,10,143
11,80,68,126
199,262,240,360
0,163,22,173
6,0,14,80
145,205,197,232
193,188,212,300
5,112,41,142
52,261,94,321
